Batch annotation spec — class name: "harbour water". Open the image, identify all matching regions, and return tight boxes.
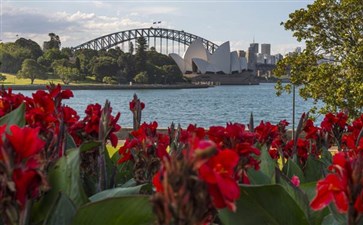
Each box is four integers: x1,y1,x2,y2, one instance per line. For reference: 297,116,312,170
18,83,323,128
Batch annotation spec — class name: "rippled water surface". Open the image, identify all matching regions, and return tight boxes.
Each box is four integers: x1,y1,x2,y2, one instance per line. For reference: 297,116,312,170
19,83,322,128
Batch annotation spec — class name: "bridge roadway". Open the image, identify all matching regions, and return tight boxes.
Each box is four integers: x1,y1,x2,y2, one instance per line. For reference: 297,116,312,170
72,28,219,54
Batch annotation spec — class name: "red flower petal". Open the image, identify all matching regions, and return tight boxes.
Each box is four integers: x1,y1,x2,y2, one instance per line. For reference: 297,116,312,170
7,125,45,159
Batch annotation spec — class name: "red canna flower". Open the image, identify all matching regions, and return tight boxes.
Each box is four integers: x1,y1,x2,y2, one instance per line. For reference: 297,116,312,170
255,121,279,146
198,149,240,211
310,173,348,212
6,125,45,160
12,168,42,207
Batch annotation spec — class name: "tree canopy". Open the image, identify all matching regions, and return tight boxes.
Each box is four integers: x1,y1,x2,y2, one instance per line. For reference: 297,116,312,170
274,0,363,118
17,59,47,84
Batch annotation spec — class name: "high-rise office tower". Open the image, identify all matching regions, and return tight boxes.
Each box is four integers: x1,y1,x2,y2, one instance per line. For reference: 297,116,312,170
261,43,271,55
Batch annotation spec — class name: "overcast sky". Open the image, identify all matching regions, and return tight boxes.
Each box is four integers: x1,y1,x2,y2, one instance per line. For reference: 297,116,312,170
1,0,314,54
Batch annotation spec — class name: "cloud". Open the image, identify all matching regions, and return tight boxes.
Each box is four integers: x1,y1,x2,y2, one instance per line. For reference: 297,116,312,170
1,5,153,48
131,6,179,15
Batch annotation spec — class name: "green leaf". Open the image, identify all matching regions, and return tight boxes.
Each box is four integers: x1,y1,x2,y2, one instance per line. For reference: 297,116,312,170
65,133,77,151
219,185,310,225
258,145,276,183
328,204,346,225
282,159,305,183
43,193,77,225
304,155,324,182
31,149,88,224
321,214,344,225
120,178,137,188
70,196,154,225
89,185,148,202
246,169,272,185
0,103,25,127
79,141,101,153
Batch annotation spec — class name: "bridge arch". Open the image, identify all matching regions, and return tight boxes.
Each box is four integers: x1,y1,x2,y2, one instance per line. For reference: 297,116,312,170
72,28,219,53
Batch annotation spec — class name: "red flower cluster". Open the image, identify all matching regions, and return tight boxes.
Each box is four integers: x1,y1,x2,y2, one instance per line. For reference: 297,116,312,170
208,123,260,183
70,103,121,147
118,121,169,164
310,151,363,213
0,125,48,210
311,115,363,221
0,88,26,117
153,139,240,212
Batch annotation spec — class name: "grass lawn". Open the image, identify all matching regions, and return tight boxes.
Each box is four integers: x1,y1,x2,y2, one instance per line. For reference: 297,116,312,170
1,73,99,85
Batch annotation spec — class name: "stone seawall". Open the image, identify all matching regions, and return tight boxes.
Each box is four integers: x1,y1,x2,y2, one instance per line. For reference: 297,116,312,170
4,83,211,90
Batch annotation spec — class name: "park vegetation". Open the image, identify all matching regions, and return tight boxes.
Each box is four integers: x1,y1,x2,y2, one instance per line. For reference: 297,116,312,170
274,0,363,118
0,34,184,85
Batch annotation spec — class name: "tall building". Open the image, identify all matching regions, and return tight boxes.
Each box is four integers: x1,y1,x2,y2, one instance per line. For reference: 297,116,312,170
247,43,258,71
261,43,271,55
250,43,259,54
238,50,246,58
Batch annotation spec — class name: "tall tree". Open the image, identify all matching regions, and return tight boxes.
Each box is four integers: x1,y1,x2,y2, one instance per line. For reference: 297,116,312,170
91,56,118,82
17,59,47,84
135,37,147,72
274,0,363,118
43,33,61,51
15,38,43,60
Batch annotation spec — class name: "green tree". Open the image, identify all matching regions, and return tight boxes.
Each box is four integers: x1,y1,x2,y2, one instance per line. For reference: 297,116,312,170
17,59,47,84
91,56,118,82
43,33,61,51
75,49,99,76
274,0,363,118
135,37,147,72
53,65,79,84
0,42,32,73
118,53,135,82
15,38,43,60
133,71,148,84
37,49,68,70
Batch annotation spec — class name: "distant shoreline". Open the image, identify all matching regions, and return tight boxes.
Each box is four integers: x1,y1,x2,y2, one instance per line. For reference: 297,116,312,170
3,83,212,90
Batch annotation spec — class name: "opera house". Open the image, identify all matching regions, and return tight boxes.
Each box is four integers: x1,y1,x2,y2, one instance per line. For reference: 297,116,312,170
169,39,248,75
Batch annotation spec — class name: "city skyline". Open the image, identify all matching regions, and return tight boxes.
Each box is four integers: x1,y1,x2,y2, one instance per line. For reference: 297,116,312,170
1,0,314,54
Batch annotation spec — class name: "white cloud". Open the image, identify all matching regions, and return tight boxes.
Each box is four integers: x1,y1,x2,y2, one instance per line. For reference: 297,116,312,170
1,5,153,47
131,6,179,15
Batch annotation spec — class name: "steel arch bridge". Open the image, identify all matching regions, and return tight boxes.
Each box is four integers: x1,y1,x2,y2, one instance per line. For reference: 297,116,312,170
72,28,219,53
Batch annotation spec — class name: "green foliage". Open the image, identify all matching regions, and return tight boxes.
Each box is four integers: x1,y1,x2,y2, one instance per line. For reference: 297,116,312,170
43,33,61,51
91,56,118,82
53,65,80,84
43,193,77,225
0,103,25,127
17,59,47,84
31,149,88,224
37,49,68,70
274,0,363,118
102,76,117,84
133,71,148,84
70,196,154,225
219,185,311,225
135,37,148,72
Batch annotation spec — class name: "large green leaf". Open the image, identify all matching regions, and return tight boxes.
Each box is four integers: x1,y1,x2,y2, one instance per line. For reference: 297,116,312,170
219,185,310,225
247,169,272,185
89,184,148,202
282,159,305,183
31,149,88,224
0,103,25,127
304,155,324,182
43,193,77,225
70,196,154,225
258,145,276,183
321,214,344,225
